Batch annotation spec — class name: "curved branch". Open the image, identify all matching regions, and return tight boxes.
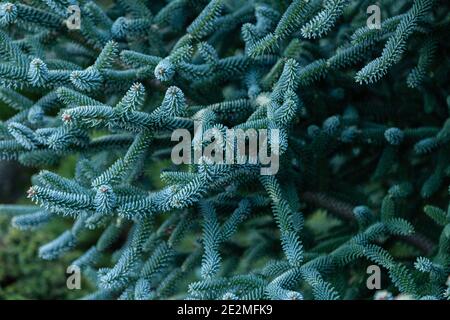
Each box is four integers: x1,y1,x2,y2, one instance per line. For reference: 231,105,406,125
301,191,435,255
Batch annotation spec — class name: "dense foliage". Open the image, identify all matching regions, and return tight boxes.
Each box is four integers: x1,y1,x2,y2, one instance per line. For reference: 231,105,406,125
0,0,449,300
0,215,91,299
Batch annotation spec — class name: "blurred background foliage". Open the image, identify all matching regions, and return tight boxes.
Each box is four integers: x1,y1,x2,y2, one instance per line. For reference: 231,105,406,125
0,215,91,299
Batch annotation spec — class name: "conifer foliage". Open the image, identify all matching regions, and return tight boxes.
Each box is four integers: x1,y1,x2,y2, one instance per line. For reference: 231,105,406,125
0,0,449,300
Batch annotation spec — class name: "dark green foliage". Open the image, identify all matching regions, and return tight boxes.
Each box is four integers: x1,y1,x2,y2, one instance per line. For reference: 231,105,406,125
0,215,91,299
0,0,449,300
